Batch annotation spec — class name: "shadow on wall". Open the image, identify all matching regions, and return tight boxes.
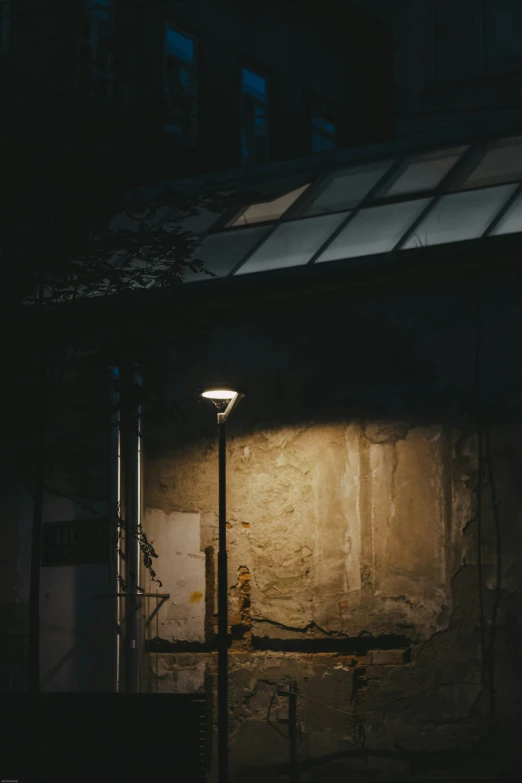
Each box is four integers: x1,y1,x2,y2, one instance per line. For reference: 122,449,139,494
155,273,522,446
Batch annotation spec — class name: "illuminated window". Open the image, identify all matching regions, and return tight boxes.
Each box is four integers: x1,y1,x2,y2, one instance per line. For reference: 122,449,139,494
164,25,197,144
77,0,114,101
311,102,337,153
241,66,268,165
228,184,309,227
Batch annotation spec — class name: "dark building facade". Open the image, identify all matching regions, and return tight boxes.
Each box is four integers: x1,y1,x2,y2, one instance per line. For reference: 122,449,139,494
376,0,522,138
0,0,393,308
2,0,393,182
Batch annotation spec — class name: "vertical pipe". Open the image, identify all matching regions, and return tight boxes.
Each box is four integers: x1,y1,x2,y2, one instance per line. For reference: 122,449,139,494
217,413,228,783
289,682,298,783
29,283,47,694
475,273,487,689
137,369,142,686
110,365,121,692
126,364,142,693
29,360,46,694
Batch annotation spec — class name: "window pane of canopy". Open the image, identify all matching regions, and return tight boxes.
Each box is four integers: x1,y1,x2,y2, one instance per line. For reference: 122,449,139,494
303,160,393,215
179,131,522,286
375,147,466,198
228,184,309,226
400,184,517,249
235,213,347,275
453,136,522,190
316,199,430,262
184,225,271,281
491,188,522,235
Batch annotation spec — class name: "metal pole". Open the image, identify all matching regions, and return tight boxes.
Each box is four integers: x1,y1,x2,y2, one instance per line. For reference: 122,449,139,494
289,682,298,783
217,412,228,783
29,282,46,694
126,365,142,693
109,365,121,692
29,352,46,694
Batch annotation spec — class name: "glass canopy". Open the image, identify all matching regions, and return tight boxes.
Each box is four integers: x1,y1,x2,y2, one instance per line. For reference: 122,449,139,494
184,134,522,282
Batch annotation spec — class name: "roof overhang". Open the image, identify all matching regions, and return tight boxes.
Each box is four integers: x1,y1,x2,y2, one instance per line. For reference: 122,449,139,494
24,232,522,347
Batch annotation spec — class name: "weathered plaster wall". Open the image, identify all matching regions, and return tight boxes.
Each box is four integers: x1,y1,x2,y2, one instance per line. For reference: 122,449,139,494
147,422,456,642
141,272,522,779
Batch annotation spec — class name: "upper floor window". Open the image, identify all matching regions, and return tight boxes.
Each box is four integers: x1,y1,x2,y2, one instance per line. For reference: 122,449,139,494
164,25,197,144
77,0,114,101
241,66,268,166
0,0,11,59
311,102,337,153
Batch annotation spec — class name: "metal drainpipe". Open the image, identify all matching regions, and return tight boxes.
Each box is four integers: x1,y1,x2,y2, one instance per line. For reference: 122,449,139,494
110,365,122,693
126,364,142,693
137,366,142,686
217,411,228,783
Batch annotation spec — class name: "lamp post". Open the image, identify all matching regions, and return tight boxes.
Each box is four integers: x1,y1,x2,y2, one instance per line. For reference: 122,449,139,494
201,388,242,783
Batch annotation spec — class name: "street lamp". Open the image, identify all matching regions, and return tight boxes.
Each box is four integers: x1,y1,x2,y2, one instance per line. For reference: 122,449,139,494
201,388,242,783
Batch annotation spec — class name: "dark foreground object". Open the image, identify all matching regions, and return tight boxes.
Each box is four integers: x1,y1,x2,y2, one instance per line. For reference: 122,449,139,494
0,693,207,783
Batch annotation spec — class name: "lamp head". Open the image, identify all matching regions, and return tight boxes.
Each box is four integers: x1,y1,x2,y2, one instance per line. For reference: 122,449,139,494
201,388,242,418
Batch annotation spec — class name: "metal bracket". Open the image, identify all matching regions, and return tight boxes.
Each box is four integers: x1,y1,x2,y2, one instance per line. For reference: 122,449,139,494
93,593,171,599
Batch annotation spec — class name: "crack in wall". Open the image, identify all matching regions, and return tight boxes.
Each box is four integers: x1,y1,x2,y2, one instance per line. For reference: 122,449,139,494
229,565,252,646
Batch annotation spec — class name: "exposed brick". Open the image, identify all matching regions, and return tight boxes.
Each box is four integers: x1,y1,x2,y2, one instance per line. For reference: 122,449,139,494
369,649,408,665
230,566,252,646
365,665,384,679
